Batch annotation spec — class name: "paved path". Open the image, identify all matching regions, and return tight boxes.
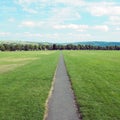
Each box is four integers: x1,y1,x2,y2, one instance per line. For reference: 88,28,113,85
46,53,80,120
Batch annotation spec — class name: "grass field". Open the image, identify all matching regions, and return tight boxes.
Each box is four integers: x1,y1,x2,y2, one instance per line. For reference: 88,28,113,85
0,51,59,120
63,51,120,120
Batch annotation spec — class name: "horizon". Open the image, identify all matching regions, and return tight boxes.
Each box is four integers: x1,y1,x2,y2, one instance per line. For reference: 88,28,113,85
0,40,120,44
0,0,120,43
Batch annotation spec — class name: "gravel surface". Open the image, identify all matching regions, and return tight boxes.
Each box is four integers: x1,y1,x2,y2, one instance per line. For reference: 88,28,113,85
46,53,80,120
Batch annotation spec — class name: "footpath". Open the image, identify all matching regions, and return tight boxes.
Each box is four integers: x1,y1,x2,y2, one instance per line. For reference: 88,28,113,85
46,53,80,120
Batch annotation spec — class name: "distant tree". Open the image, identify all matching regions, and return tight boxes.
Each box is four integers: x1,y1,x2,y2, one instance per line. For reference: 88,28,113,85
3,44,10,51
46,45,53,50
9,44,15,51
24,44,29,51
33,45,38,50
41,45,46,50
53,44,57,50
58,45,65,50
66,44,73,50
0,44,5,51
0,42,120,51
28,44,33,50
115,45,120,50
14,44,21,51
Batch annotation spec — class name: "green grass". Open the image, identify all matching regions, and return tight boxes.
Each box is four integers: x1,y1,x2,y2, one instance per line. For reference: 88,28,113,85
0,51,59,120
63,51,120,120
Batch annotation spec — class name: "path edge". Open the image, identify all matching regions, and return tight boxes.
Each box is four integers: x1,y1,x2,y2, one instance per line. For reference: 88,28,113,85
63,54,82,120
43,58,59,120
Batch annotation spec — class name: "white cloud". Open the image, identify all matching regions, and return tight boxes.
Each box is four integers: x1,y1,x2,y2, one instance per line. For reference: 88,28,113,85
67,33,91,38
16,0,84,6
53,24,109,32
21,21,36,27
0,6,17,12
17,0,39,5
105,16,120,32
87,6,108,16
50,7,81,23
23,8,38,14
2,1,119,42
0,32,10,36
2,31,120,42
53,0,85,6
54,25,66,29
23,32,43,37
86,2,120,16
116,27,120,31
15,0,83,18
107,16,120,25
10,31,92,42
15,0,120,17
15,0,39,14
20,21,44,27
92,25,109,32
54,24,88,32
110,16,120,21
8,18,15,22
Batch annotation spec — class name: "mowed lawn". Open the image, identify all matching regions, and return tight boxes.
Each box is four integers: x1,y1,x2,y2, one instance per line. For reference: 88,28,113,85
63,51,120,120
0,51,59,120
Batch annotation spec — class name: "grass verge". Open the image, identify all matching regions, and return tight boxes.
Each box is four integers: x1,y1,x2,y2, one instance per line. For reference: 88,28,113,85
0,51,59,120
63,50,120,120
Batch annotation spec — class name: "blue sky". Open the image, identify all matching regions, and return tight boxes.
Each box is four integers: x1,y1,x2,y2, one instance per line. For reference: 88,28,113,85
0,0,120,43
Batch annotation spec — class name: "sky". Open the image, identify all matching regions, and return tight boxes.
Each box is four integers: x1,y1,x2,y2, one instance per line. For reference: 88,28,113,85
0,0,120,43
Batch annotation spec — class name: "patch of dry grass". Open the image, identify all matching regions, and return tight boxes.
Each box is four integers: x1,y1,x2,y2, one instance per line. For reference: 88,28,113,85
0,51,59,120
0,57,38,73
0,64,26,74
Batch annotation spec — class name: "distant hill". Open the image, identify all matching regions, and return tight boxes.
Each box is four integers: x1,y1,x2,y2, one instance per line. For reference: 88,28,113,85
0,40,51,45
72,41,120,46
0,40,120,46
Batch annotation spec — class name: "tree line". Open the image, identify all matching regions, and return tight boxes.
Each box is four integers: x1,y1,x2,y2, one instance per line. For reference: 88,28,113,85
0,43,120,51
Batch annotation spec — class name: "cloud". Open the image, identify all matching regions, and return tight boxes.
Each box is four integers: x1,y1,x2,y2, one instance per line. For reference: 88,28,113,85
86,2,120,16
22,32,42,37
20,21,36,27
15,0,82,19
21,32,59,39
1,0,120,42
20,21,44,27
53,24,109,32
92,25,109,32
16,0,84,7
110,16,120,21
15,0,39,14
0,6,17,12
88,6,120,16
115,27,120,31
0,32,11,36
16,0,39,5
50,7,81,24
7,31,92,42
22,8,38,14
87,6,108,16
15,0,120,17
107,16,120,25
105,16,120,32
54,24,88,32
8,18,15,22
53,0,85,6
